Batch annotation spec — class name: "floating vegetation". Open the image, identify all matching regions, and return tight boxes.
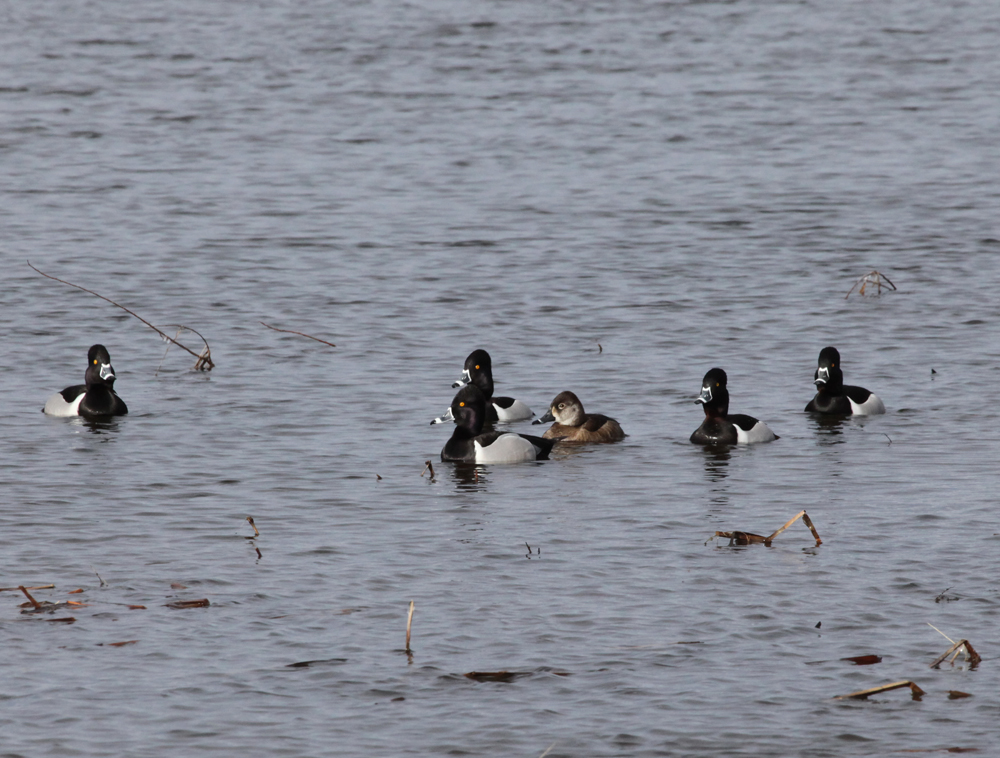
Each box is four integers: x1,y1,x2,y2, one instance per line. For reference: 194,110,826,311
421,460,436,482
835,680,925,700
405,600,415,658
165,599,210,609
29,261,214,370
707,510,822,547
845,269,897,299
841,655,882,665
260,321,336,348
930,638,981,670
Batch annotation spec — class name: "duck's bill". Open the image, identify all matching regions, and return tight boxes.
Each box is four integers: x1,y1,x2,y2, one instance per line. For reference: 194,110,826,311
532,409,555,425
814,367,829,386
430,406,456,425
695,386,711,404
451,369,471,389
100,363,115,381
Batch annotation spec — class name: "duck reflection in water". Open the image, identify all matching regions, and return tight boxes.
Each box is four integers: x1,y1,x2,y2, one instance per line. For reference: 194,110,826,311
808,413,849,445
448,462,490,491
78,417,125,438
700,444,732,483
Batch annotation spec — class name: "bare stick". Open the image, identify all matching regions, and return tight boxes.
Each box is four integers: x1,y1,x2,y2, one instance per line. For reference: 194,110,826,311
155,324,213,372
405,600,415,654
246,516,259,537
930,639,981,669
927,623,955,644
421,460,435,480
800,512,823,545
28,262,214,370
0,584,55,592
834,680,925,700
19,586,42,609
765,510,806,544
92,566,107,587
260,321,336,348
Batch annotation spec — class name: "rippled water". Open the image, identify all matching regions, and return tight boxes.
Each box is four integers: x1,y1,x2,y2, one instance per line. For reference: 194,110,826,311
2,1,999,755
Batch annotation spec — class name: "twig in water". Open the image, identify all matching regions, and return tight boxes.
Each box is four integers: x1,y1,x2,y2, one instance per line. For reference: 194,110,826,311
845,270,897,299
28,262,214,370
246,516,260,537
260,322,336,348
155,324,213,373
539,745,557,758
930,638,981,669
598,343,603,353
708,510,822,547
19,586,42,610
92,566,107,587
421,460,435,481
834,680,924,700
884,433,892,444
405,600,415,655
0,584,55,592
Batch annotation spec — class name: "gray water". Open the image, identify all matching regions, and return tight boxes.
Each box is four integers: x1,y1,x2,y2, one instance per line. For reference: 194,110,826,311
2,1,999,755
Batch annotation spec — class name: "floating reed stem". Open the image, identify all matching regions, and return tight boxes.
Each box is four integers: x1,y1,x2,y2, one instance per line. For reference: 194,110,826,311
260,322,336,347
405,600,415,654
835,680,924,700
0,584,54,592
246,516,260,537
28,262,214,370
19,586,42,609
930,639,981,669
421,461,435,480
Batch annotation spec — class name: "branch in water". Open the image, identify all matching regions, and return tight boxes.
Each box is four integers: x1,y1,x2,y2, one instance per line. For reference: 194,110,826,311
28,261,214,371
260,321,336,347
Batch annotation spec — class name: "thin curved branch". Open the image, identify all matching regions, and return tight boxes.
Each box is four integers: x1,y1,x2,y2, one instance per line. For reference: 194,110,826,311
28,261,214,370
260,321,336,348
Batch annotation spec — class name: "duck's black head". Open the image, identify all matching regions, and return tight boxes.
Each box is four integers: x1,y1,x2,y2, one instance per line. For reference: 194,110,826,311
84,344,116,388
451,384,488,436
453,349,494,398
814,346,844,393
695,367,729,417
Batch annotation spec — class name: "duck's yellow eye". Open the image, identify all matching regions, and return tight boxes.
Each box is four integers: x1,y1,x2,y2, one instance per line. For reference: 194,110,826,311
475,365,480,370
459,402,465,407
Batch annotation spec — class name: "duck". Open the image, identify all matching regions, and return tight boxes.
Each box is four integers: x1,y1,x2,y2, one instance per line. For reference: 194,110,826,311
690,368,777,445
439,385,554,463
451,349,533,422
805,346,885,415
43,344,128,419
532,391,626,442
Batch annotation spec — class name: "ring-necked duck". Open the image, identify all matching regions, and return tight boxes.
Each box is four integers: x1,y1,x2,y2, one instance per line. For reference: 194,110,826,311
451,349,533,422
439,385,553,463
691,368,777,445
43,344,128,419
532,391,626,442
805,347,885,415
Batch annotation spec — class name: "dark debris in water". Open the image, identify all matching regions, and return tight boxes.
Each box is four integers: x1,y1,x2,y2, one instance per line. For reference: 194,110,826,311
165,599,210,609
286,658,348,669
841,655,882,666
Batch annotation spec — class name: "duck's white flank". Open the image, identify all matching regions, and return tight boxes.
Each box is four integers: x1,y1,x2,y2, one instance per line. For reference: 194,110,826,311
473,434,540,463
494,398,533,422
43,391,84,417
849,394,886,415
